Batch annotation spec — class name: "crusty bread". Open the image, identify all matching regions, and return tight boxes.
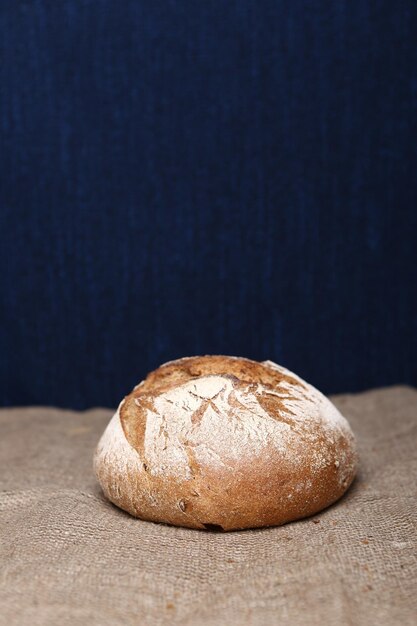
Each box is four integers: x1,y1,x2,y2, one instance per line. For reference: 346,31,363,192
94,356,357,530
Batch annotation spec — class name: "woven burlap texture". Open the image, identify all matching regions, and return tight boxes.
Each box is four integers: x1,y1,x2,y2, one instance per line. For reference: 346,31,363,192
1,386,416,626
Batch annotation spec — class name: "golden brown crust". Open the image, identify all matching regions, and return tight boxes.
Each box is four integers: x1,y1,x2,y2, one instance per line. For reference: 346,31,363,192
135,355,303,395
95,356,358,531
120,356,305,460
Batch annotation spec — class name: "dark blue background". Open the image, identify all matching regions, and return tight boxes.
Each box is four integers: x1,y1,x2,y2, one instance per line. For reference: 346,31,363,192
1,1,416,409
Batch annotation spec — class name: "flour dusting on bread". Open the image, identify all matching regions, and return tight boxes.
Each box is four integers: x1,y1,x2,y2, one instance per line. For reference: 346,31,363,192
122,358,355,485
94,356,358,530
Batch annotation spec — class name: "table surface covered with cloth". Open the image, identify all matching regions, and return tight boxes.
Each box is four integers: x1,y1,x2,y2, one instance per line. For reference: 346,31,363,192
1,386,416,626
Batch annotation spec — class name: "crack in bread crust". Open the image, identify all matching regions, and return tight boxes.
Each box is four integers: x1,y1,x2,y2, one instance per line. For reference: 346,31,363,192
133,355,304,396
119,356,306,461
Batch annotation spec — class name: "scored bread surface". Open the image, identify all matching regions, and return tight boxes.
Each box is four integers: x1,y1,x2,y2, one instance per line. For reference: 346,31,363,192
94,356,357,530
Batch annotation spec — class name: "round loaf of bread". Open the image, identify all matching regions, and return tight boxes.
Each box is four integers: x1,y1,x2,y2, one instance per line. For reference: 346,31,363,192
94,356,357,530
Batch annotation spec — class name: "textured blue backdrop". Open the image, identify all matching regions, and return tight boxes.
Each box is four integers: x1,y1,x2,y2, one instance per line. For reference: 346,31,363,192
1,1,416,409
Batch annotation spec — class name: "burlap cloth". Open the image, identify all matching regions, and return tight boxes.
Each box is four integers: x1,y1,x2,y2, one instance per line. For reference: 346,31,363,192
1,386,416,626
